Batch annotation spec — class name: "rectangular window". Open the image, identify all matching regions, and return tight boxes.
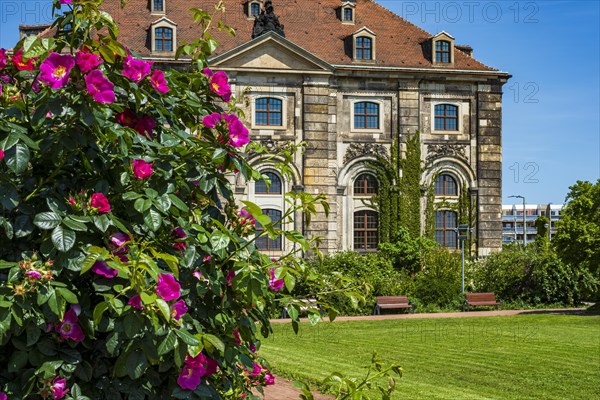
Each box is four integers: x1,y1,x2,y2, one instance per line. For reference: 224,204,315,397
343,8,353,21
435,40,450,63
434,104,458,131
354,211,378,251
153,0,164,12
435,211,458,248
255,98,282,126
354,102,379,130
155,27,173,52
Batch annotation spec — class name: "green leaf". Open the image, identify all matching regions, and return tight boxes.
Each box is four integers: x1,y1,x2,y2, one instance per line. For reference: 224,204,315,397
57,287,78,304
0,183,19,210
81,252,100,275
126,351,148,380
124,313,144,339
63,217,88,232
93,214,111,232
33,212,62,230
51,225,76,252
158,331,177,355
123,191,142,200
26,323,41,346
169,194,189,212
210,231,230,252
14,215,34,237
175,329,200,346
5,143,30,174
134,198,152,213
201,334,224,354
143,209,162,231
155,299,171,321
7,351,28,373
93,302,109,326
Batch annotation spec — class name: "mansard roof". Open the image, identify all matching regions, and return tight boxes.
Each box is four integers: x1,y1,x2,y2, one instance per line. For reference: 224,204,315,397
101,0,501,72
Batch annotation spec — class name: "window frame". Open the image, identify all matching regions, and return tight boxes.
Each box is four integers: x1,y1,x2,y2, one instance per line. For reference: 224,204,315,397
252,96,286,130
353,210,379,252
352,101,381,131
434,174,458,196
434,104,458,131
152,0,165,14
435,40,451,63
255,171,283,195
154,27,173,52
435,210,458,249
248,1,261,18
255,208,283,251
355,36,373,60
353,173,379,196
150,18,177,54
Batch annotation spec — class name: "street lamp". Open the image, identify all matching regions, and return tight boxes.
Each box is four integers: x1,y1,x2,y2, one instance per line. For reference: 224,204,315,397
509,195,526,247
457,224,471,295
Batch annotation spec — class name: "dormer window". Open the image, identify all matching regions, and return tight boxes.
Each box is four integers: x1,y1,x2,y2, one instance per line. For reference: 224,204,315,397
340,1,356,24
152,0,165,14
248,1,261,18
352,27,376,62
150,17,177,53
431,31,455,66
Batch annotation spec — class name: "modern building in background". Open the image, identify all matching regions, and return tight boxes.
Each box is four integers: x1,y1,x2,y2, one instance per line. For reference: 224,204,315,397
501,203,563,245
30,0,512,256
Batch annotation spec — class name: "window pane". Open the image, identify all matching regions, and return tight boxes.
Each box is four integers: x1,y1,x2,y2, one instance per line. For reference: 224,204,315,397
251,3,260,16
255,98,282,126
344,8,353,20
446,211,457,228
154,0,163,11
446,106,457,116
434,105,444,116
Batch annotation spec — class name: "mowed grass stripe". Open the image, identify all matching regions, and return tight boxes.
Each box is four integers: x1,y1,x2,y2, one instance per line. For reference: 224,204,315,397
261,314,600,399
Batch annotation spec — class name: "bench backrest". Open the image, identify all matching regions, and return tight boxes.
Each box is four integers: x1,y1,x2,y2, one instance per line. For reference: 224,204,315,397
376,296,409,304
465,292,497,302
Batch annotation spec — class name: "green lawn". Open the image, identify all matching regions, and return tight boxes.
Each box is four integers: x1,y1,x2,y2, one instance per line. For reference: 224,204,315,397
260,314,600,399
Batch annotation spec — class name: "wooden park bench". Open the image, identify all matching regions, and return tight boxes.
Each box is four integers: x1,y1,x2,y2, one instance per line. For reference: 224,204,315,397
373,296,414,315
463,292,502,311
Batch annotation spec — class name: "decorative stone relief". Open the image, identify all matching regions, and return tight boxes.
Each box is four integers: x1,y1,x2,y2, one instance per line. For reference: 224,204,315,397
426,143,468,164
343,143,388,164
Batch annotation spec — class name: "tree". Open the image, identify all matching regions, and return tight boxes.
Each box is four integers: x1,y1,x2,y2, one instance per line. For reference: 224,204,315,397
0,2,328,398
534,216,550,251
552,179,600,296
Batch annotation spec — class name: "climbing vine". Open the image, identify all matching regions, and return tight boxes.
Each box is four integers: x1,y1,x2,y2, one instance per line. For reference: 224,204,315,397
398,131,423,239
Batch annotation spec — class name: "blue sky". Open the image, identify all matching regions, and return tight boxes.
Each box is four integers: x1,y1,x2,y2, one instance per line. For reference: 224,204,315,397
0,1,598,205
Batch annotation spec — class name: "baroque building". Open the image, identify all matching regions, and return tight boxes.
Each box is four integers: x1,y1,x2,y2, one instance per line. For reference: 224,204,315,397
98,0,510,256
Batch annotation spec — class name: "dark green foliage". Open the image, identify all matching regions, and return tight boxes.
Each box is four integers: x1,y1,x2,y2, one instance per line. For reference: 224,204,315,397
534,216,550,251
398,131,423,238
552,180,600,285
414,248,463,308
378,227,436,274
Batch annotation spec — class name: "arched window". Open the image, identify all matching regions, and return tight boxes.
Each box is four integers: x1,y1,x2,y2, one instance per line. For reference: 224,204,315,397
155,27,173,52
435,40,451,63
354,173,378,196
435,211,457,248
434,174,458,196
353,210,378,251
434,104,458,131
255,98,282,126
256,209,282,251
354,102,379,129
255,171,282,195
355,37,372,60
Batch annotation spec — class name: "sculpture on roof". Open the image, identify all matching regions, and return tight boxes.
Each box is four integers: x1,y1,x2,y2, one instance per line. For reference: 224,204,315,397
252,0,285,39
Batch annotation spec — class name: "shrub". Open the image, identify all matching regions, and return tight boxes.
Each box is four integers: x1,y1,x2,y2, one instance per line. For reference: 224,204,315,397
413,247,462,308
378,227,436,274
0,3,327,399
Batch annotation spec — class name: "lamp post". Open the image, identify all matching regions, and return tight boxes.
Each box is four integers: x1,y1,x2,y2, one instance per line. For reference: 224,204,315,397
509,195,526,247
457,224,470,294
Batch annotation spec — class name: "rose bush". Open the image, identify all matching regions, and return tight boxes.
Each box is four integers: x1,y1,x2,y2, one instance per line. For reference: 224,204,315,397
0,1,329,399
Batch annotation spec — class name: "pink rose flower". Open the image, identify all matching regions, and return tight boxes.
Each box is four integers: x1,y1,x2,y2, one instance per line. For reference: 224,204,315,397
85,69,115,104
268,268,284,292
170,299,188,320
202,68,213,77
132,159,154,179
25,270,42,281
90,193,111,213
172,227,187,251
208,71,231,102
202,255,212,263
128,294,144,310
91,260,118,278
204,356,218,376
177,364,204,390
150,69,169,93
122,55,152,83
238,209,256,225
233,329,242,346
0,48,7,69
110,232,130,248
56,306,84,342
39,52,75,89
250,362,262,377
0,150,4,161
226,270,235,286
133,115,156,139
157,273,180,301
116,109,137,127
12,49,36,71
265,372,275,385
202,112,222,128
0,392,7,400
52,377,69,399
76,50,103,73
223,114,249,147
68,197,76,206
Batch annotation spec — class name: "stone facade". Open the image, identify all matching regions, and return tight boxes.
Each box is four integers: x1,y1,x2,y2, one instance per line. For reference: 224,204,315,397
99,0,511,256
